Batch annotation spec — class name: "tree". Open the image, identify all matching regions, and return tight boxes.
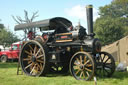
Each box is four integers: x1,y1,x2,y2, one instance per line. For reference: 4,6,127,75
99,0,128,18
94,0,128,45
0,28,20,50
0,24,4,29
12,10,39,40
94,17,125,45
0,19,4,31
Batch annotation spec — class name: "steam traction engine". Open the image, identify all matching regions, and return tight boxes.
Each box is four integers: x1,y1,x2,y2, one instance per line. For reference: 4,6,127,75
15,5,115,80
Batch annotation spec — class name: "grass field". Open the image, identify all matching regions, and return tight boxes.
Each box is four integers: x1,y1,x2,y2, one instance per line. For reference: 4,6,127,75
0,62,128,85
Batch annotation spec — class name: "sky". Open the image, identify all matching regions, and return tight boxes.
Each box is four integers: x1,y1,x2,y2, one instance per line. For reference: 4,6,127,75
0,0,112,38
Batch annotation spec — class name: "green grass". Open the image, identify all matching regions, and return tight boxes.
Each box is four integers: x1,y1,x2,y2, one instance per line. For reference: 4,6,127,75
0,62,128,85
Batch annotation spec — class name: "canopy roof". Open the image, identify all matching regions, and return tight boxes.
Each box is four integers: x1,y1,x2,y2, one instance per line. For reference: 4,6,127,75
14,17,72,32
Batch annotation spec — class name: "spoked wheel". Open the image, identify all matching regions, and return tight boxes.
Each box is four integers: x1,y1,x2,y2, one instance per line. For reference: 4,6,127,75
70,52,95,81
95,52,115,77
20,40,48,76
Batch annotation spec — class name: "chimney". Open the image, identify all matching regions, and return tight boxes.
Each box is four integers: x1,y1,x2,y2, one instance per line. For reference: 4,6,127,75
86,5,93,36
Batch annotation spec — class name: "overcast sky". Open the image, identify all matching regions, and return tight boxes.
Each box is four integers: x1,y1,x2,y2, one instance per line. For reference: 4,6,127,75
0,0,112,38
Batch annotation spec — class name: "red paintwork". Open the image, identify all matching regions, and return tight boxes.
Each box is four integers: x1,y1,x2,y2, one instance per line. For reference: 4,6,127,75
0,43,21,60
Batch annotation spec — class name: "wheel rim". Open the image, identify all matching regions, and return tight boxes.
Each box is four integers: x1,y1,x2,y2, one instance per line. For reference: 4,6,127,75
20,41,46,76
70,52,95,80
1,56,7,63
95,52,115,77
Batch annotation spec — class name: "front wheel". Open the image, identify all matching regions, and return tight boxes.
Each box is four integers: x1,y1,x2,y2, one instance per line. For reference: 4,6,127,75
70,52,95,81
1,55,7,63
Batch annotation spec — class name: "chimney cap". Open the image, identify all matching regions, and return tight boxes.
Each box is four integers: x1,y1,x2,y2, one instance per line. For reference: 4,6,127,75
86,5,93,8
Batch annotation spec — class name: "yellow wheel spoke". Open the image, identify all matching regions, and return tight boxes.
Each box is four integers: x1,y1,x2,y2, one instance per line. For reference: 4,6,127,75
76,58,81,64
28,61,32,64
84,60,90,66
75,69,81,75
23,58,30,61
30,63,35,70
25,50,32,56
36,66,39,73
36,63,41,71
84,56,86,63
37,55,44,59
74,62,80,66
35,48,41,57
25,63,32,69
29,45,34,52
28,55,32,58
80,71,83,78
30,65,36,74
34,45,37,55
83,71,86,79
74,66,80,70
37,59,44,63
80,56,82,64
85,68,92,72
30,50,33,55
34,65,38,72
40,57,44,60
86,71,90,77
86,64,92,67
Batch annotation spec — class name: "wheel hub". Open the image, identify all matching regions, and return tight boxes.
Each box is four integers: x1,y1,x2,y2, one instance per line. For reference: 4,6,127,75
31,55,36,62
80,65,84,70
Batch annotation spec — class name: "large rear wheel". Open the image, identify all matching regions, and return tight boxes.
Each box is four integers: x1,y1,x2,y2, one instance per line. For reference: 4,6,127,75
70,52,95,80
20,40,48,76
